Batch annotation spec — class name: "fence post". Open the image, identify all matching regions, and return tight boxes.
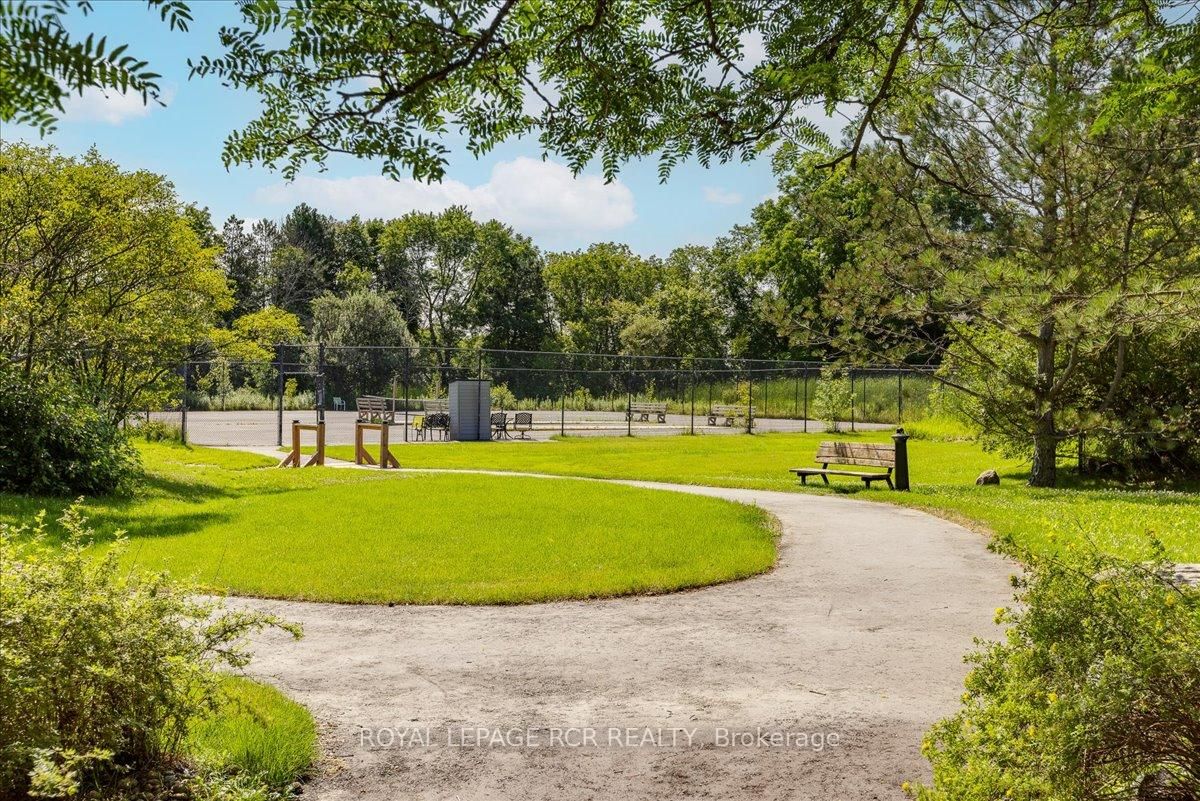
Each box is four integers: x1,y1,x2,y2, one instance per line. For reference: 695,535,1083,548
477,349,485,439
803,368,809,433
850,369,856,432
793,371,799,427
626,357,633,437
316,342,326,425
403,347,410,441
179,362,188,445
746,367,754,434
275,344,285,447
763,365,769,420
897,371,903,424
892,427,910,490
561,357,568,437
690,368,696,435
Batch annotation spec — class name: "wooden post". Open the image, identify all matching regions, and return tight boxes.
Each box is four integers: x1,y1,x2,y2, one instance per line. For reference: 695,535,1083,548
279,420,326,468
354,421,398,468
311,422,325,466
380,423,397,468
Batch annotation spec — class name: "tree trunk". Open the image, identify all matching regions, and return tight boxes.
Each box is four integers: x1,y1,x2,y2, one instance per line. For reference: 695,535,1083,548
1030,409,1058,487
1029,321,1057,487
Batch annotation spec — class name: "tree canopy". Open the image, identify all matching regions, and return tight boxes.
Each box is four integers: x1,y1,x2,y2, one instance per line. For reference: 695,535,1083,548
0,142,231,421
0,0,190,133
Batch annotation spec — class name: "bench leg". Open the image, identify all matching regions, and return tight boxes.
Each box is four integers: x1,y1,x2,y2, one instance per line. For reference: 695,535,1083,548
799,474,807,485
821,474,830,485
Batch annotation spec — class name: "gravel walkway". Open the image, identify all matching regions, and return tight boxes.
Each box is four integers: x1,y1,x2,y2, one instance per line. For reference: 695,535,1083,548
228,470,1012,800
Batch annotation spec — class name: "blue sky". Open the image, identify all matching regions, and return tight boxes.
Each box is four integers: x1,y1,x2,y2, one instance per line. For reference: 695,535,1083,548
2,0,813,255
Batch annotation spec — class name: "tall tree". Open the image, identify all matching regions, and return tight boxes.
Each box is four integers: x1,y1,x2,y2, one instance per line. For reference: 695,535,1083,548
378,207,479,353
309,290,415,397
470,221,550,353
0,143,230,421
265,244,324,325
187,0,942,181
544,243,659,355
218,216,270,320
804,2,1200,486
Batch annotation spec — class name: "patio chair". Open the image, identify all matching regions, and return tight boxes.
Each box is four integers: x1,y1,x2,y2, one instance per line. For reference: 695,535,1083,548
411,415,426,441
427,412,450,440
491,411,509,440
512,411,533,439
332,396,346,411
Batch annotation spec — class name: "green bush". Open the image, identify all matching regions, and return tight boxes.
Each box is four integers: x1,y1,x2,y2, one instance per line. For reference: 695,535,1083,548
0,504,301,798
913,537,1200,800
813,367,854,431
0,370,139,495
183,388,315,412
129,419,183,443
490,382,518,410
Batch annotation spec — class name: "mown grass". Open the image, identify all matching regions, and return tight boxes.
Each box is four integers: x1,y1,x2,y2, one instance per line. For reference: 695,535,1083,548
330,431,1200,562
0,443,778,604
186,676,317,790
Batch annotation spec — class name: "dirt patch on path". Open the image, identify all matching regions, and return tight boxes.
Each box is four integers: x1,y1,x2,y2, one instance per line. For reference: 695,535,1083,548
229,476,1012,800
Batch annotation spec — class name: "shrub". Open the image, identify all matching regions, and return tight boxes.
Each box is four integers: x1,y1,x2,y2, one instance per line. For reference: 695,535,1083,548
490,382,518,410
813,367,853,431
912,537,1200,800
0,370,140,495
129,418,183,443
0,504,301,798
182,388,314,412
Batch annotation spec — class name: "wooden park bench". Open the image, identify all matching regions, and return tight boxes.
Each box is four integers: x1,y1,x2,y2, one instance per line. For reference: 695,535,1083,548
790,441,897,489
355,395,394,424
626,401,668,423
708,404,751,427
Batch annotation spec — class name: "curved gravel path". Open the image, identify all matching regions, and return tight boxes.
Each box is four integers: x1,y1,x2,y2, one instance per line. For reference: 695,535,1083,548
229,471,1012,801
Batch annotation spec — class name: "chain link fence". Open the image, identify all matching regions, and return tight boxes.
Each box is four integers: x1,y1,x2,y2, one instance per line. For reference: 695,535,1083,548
147,346,954,447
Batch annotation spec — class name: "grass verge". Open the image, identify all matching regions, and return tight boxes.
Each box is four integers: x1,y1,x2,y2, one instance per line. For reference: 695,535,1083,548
0,443,778,604
185,676,317,791
328,431,1200,562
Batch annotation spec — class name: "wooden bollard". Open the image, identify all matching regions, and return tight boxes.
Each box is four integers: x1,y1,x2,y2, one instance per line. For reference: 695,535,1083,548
278,420,325,468
355,421,399,469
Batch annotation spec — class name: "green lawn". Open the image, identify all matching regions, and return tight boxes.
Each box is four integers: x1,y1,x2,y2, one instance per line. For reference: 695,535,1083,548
329,431,1200,562
0,443,777,604
186,675,317,790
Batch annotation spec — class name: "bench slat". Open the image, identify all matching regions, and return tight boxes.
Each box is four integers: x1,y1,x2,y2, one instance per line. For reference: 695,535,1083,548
815,441,895,467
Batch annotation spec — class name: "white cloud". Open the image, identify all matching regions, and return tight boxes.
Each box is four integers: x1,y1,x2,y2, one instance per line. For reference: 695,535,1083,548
255,157,636,235
61,86,172,125
703,186,743,205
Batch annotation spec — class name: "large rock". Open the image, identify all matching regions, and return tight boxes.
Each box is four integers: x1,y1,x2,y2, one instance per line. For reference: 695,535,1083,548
975,469,1001,486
